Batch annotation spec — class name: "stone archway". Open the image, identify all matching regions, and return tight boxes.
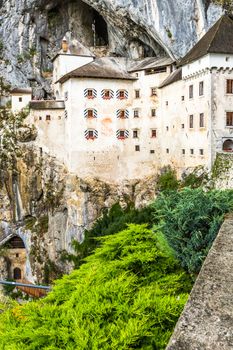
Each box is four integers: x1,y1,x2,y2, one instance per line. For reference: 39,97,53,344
223,139,233,152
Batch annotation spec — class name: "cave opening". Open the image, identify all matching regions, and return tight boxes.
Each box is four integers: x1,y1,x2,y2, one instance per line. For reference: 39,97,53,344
92,9,109,47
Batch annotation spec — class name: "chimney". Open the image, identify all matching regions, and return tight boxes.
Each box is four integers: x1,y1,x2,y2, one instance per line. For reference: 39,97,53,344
62,37,68,53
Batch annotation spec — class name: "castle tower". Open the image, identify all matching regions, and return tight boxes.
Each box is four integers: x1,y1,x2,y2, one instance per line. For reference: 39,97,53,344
52,36,95,97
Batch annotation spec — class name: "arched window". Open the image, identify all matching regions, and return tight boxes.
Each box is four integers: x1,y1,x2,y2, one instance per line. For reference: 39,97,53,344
13,267,22,280
223,139,233,152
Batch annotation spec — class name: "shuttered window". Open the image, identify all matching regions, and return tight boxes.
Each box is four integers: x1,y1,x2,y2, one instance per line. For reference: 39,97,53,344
226,80,233,94
226,112,233,126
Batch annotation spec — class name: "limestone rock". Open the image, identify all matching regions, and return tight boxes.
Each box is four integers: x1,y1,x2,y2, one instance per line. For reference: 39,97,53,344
0,0,222,92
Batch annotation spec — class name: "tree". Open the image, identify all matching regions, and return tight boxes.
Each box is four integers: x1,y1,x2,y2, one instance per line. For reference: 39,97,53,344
0,224,192,349
153,188,233,274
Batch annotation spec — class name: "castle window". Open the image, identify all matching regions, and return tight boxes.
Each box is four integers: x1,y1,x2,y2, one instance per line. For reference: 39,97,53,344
85,109,97,118
116,129,129,140
64,91,68,101
84,88,97,99
199,149,204,155
85,129,98,140
189,115,194,128
151,87,157,96
39,116,42,121
190,149,194,155
46,115,51,121
226,80,233,94
117,90,128,99
226,112,233,126
150,150,155,154
135,145,140,151
134,109,139,118
181,123,185,129
88,110,93,118
166,126,169,131
19,97,22,102
199,81,204,96
101,89,113,100
200,113,204,127
189,85,193,99
166,101,168,106
117,109,129,119
135,90,140,98
181,96,184,101
166,148,169,154
151,129,157,138
182,149,185,155
133,130,138,138
151,109,156,117
13,267,22,280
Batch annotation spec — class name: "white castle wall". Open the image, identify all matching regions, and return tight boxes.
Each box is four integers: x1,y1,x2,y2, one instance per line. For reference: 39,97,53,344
12,93,31,112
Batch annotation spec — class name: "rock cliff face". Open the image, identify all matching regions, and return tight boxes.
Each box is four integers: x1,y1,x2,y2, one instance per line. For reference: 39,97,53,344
0,0,222,95
0,146,158,283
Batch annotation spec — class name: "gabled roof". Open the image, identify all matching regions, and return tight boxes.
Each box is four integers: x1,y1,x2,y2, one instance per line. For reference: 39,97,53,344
11,88,32,94
128,57,174,72
159,68,182,89
57,57,137,84
179,15,233,66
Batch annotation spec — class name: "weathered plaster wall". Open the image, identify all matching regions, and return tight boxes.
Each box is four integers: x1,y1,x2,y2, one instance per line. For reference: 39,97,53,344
166,214,233,350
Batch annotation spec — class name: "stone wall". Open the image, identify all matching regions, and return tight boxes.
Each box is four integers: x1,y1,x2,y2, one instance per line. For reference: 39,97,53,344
166,214,233,349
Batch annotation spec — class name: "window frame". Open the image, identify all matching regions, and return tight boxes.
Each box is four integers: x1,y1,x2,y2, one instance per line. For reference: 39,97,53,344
151,87,157,97
199,113,204,128
151,129,157,138
189,114,194,129
133,109,140,118
135,89,140,99
151,109,156,117
226,79,233,94
226,111,233,127
199,81,204,96
189,85,193,99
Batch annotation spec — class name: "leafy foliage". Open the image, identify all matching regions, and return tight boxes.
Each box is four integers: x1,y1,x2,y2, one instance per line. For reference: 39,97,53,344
63,203,154,268
153,188,233,274
157,166,179,192
0,224,191,350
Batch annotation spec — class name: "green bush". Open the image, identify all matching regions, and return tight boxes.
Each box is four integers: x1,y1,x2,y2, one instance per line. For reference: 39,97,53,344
157,167,179,192
0,224,192,349
64,203,155,268
153,188,233,274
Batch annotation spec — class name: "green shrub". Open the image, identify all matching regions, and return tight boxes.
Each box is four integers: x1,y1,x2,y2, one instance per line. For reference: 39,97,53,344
157,166,179,192
64,203,154,268
0,224,192,349
153,188,233,274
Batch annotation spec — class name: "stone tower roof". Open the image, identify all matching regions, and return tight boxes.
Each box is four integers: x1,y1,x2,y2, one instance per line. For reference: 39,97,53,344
179,15,233,66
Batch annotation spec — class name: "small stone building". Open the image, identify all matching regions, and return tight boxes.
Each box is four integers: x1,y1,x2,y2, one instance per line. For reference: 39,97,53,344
1,235,26,281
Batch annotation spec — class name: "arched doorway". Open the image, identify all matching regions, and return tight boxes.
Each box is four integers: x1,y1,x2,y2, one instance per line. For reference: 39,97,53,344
223,139,233,152
13,267,22,280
